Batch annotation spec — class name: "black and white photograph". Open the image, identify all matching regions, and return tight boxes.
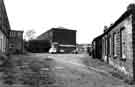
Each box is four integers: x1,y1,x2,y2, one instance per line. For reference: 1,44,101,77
0,0,135,87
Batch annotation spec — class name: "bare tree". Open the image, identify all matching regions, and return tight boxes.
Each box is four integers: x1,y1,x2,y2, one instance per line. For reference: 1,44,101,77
24,29,36,41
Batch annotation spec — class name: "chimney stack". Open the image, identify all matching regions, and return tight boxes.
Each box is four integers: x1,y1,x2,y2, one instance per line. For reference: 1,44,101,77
127,3,135,11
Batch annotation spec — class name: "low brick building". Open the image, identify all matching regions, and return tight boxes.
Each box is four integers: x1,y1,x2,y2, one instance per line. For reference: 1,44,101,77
92,4,135,80
9,30,24,54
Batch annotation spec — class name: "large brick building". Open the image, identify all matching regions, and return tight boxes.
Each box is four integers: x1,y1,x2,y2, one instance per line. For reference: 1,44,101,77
92,4,135,80
37,28,76,53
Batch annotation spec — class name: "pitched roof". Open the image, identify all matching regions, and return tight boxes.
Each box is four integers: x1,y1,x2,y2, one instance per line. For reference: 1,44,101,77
0,0,11,36
93,9,133,42
105,10,131,34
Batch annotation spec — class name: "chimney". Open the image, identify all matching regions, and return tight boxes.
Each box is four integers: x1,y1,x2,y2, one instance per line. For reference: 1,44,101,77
103,26,108,32
127,3,135,11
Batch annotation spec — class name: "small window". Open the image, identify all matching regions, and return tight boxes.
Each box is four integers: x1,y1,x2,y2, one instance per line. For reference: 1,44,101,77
120,28,126,59
105,38,107,55
10,32,12,37
113,33,117,56
109,36,112,55
18,32,22,37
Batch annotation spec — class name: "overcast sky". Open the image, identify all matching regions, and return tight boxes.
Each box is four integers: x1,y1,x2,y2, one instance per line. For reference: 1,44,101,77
4,0,134,44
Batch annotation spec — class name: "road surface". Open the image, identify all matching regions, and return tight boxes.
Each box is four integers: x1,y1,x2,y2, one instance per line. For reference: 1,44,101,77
29,53,129,87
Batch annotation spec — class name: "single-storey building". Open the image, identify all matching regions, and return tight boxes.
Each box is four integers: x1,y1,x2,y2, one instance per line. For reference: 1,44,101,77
92,4,135,80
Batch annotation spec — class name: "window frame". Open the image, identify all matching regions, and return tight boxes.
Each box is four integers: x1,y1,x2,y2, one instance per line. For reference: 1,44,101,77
113,32,117,56
120,27,126,59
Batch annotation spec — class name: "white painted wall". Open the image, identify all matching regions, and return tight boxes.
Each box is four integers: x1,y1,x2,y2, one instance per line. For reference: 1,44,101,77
0,30,7,52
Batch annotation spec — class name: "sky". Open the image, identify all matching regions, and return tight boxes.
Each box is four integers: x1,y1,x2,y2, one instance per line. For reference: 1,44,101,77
4,0,134,44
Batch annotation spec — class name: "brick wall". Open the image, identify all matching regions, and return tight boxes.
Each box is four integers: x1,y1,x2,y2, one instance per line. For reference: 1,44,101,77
103,15,134,78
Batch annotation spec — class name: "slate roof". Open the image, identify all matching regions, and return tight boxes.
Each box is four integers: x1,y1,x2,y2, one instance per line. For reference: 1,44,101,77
0,0,11,37
93,8,134,42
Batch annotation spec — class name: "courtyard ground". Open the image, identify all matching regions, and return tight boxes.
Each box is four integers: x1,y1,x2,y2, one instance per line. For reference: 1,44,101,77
0,53,133,87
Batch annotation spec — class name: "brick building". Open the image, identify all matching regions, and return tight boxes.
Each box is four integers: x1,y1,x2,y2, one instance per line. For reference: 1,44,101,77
0,0,24,54
37,28,76,53
9,30,24,54
0,0,11,53
92,4,135,80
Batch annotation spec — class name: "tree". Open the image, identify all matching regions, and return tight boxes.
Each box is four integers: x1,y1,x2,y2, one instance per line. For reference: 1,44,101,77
24,29,36,41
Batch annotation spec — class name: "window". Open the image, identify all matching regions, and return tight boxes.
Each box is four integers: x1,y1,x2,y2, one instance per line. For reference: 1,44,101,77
102,38,105,56
13,32,15,37
18,32,22,37
10,32,12,37
113,33,117,56
0,39,2,51
109,36,112,55
105,37,108,56
120,28,126,59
